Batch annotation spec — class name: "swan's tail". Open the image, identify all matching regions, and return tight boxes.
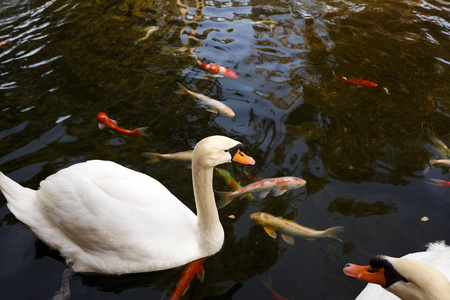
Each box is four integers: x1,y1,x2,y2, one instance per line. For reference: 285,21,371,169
0,172,37,220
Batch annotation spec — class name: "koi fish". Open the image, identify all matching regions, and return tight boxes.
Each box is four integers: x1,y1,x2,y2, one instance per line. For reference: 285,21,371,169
428,179,450,187
143,150,193,164
136,26,159,43
216,176,306,208
97,112,148,136
332,71,377,87
0,40,9,49
249,20,278,25
259,274,288,300
429,159,450,168
250,212,344,244
192,53,238,78
215,168,253,200
170,258,206,300
243,170,260,182
176,83,235,117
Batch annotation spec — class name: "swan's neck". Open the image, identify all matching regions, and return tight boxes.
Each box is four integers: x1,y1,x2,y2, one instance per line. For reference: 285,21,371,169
192,164,224,253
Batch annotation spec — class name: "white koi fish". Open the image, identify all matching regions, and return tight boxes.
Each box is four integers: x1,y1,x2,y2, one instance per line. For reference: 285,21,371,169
176,83,235,117
216,176,306,208
143,150,193,164
429,159,450,168
251,212,344,244
136,26,159,43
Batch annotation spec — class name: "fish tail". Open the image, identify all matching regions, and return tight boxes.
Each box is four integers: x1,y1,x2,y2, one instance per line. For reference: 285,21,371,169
134,127,149,136
175,82,188,95
143,152,162,163
324,226,345,242
215,191,233,209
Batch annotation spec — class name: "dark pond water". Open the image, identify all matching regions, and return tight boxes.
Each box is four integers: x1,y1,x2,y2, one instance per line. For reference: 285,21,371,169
0,0,449,299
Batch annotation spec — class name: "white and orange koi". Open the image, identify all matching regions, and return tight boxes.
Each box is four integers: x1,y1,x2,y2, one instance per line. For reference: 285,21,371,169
143,150,194,164
192,53,238,78
97,112,148,136
216,176,306,208
176,83,235,117
251,212,344,244
170,258,206,300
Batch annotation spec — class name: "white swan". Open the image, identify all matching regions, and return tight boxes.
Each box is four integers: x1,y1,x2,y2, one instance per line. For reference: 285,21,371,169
343,241,450,300
0,135,255,274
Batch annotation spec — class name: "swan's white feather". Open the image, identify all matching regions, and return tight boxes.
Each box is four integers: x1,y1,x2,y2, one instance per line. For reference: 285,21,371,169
356,241,450,299
2,160,201,274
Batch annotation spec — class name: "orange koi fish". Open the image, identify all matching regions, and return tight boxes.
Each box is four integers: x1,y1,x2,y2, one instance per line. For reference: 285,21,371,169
97,112,148,136
170,258,206,300
333,71,377,87
192,54,238,78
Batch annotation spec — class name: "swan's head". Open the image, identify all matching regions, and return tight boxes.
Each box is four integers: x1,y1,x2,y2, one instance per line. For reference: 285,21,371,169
343,255,450,300
193,136,255,168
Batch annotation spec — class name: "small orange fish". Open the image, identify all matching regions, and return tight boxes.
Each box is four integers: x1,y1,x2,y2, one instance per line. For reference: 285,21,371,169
333,71,377,87
0,40,9,49
97,112,147,136
170,258,206,300
192,54,238,78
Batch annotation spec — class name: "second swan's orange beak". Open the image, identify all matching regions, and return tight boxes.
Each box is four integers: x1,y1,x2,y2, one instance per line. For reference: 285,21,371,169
232,149,255,165
343,263,386,286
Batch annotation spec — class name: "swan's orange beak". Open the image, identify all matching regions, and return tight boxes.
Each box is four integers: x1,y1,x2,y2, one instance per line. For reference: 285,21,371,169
343,263,386,286
232,149,255,165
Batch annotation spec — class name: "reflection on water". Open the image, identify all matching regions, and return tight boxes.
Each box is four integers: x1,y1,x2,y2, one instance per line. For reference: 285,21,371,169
0,0,449,299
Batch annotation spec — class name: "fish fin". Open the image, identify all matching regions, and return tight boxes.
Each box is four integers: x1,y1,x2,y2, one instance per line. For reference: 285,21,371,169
272,188,287,197
175,82,188,95
264,227,277,239
110,119,119,125
427,179,446,186
215,191,233,209
281,234,295,245
256,190,271,199
143,152,161,163
135,127,149,135
196,266,205,283
98,123,105,130
422,165,430,175
205,108,219,114
244,193,254,200
181,284,190,296
325,226,345,242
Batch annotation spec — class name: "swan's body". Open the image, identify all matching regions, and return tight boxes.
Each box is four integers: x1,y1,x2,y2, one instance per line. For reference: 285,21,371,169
0,135,254,274
344,241,450,300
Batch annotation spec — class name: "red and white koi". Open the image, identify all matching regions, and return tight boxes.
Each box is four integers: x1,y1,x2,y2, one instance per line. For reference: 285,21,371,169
251,212,345,244
176,83,235,117
216,176,306,208
333,71,377,87
170,258,206,300
192,53,238,78
97,112,148,136
143,150,193,164
428,179,450,187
